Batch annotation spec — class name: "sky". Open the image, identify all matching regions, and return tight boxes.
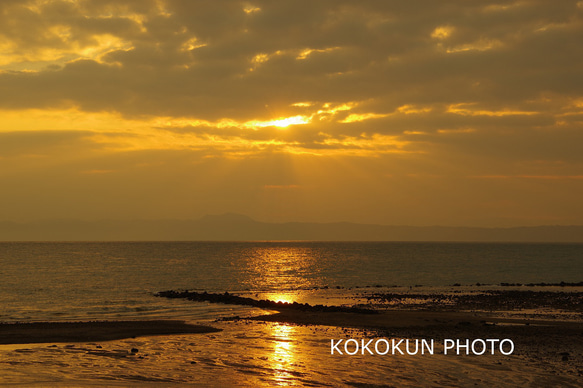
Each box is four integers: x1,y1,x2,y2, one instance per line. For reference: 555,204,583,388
1,0,583,227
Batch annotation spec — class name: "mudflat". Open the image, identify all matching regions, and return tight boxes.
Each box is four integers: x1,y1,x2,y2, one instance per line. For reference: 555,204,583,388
0,320,221,345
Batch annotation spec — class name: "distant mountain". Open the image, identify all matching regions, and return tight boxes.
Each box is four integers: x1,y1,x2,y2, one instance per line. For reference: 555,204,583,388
1,214,582,242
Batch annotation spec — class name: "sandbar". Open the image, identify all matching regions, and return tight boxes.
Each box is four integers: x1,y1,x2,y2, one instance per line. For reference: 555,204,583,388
247,309,583,330
0,320,221,345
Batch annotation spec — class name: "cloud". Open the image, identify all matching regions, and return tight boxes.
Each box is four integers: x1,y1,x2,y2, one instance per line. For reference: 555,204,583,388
0,130,99,158
0,0,579,121
1,0,583,225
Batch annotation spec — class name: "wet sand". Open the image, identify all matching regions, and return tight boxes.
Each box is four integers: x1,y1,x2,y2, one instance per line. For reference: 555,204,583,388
237,291,583,386
1,289,581,386
247,309,583,361
246,308,581,328
1,319,581,387
0,320,220,345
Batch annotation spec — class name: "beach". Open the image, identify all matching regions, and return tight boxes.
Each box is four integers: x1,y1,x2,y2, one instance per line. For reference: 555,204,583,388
0,321,220,345
1,288,582,387
1,242,581,385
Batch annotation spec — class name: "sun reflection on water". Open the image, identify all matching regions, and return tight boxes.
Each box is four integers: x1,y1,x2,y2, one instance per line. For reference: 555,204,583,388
238,246,324,384
268,323,298,385
267,293,296,304
242,246,323,292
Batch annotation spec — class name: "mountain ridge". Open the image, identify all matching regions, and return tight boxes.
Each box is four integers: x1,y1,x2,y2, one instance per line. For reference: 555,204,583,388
1,214,582,242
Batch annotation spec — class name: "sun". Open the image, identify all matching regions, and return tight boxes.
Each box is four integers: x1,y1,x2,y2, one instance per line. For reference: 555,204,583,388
254,115,311,129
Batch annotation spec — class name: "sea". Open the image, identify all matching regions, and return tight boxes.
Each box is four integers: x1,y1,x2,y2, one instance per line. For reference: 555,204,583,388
1,241,582,386
1,241,581,323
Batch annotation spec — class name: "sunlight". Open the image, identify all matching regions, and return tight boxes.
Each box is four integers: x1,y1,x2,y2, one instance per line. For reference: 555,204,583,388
251,115,311,128
317,102,356,116
241,246,318,291
340,112,390,123
268,323,297,386
397,104,432,115
243,6,261,14
180,37,207,52
267,293,296,304
79,34,132,59
447,103,537,116
445,39,502,53
291,102,313,107
431,26,454,40
296,47,340,60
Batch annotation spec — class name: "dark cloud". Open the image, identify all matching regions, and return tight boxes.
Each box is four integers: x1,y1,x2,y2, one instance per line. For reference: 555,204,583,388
0,0,581,120
1,0,583,225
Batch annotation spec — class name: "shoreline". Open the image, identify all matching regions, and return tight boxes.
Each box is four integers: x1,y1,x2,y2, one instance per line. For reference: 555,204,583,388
244,309,583,329
241,308,583,378
2,293,582,385
0,320,220,345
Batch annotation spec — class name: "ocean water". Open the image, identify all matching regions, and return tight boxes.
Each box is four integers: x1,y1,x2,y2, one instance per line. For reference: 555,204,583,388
1,242,583,387
1,241,582,323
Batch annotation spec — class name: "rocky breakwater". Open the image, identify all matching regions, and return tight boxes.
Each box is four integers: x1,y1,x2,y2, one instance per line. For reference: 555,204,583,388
155,290,378,314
